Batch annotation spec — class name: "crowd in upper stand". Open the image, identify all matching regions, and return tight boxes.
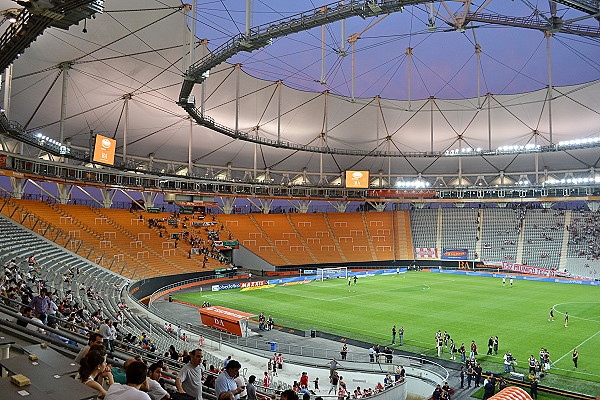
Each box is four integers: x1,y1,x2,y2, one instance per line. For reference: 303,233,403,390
146,212,232,266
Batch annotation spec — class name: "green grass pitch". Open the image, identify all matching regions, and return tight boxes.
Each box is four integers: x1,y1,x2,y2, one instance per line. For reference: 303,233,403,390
173,272,600,394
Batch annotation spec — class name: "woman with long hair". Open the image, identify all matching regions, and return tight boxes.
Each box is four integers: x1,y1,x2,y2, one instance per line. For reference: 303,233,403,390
79,350,114,398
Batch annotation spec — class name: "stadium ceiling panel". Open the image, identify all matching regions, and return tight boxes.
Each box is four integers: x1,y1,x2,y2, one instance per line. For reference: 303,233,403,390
0,0,599,184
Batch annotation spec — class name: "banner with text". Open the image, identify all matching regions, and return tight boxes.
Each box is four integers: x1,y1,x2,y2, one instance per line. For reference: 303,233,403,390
414,248,438,259
441,249,468,260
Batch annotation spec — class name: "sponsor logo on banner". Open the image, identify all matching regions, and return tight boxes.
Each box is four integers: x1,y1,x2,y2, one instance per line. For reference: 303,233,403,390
212,283,241,291
441,249,468,260
240,280,267,288
282,280,311,286
240,284,277,291
414,248,438,259
345,170,370,188
92,134,116,165
214,240,240,250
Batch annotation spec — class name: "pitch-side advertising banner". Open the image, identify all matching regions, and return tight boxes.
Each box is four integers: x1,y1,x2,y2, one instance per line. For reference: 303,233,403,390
441,249,468,260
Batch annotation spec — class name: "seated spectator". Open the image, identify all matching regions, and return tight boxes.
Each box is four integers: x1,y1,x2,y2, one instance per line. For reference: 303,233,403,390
105,361,150,400
79,350,114,398
147,362,170,400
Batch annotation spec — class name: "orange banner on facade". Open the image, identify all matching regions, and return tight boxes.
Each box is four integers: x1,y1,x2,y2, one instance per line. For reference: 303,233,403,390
198,306,256,337
345,170,370,188
92,134,116,165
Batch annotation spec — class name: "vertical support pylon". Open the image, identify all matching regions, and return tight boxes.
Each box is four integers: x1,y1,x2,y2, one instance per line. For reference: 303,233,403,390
545,31,554,144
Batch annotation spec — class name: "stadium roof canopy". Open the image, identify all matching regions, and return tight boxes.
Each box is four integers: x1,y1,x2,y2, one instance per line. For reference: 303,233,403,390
1,0,600,187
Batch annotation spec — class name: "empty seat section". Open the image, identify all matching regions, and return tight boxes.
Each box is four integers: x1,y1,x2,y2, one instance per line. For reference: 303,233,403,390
363,212,394,260
288,213,344,264
326,212,373,262
216,214,287,265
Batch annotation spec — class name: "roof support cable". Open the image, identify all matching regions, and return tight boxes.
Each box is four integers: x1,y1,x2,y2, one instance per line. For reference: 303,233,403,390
23,71,62,130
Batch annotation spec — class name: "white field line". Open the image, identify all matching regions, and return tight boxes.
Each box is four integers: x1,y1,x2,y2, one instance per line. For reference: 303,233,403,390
553,329,600,365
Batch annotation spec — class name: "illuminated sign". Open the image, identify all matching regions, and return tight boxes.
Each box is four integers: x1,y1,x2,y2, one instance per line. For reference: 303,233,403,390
345,170,370,188
92,134,116,165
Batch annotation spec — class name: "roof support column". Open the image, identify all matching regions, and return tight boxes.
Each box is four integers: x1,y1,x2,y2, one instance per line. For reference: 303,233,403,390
182,2,194,72
219,197,236,214
320,90,329,185
429,96,435,153
122,94,131,164
235,63,241,133
101,188,115,208
487,93,492,150
9,177,26,199
320,8,326,85
545,31,554,144
59,62,72,144
2,64,12,119
188,117,193,174
200,39,208,116
328,201,349,213
289,200,312,213
277,80,282,142
56,183,72,204
406,47,412,110
245,0,252,36
141,192,157,208
475,43,481,109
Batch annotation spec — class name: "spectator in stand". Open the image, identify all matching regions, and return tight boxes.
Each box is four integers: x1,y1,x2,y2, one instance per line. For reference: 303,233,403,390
215,360,244,400
75,332,104,364
79,350,114,398
246,375,257,400
175,349,204,400
105,361,150,400
147,362,170,400
29,287,51,324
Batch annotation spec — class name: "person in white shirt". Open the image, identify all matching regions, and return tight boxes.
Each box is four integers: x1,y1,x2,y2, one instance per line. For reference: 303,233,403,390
105,361,150,400
147,362,169,400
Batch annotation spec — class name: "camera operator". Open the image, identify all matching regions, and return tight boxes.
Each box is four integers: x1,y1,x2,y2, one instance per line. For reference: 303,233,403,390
503,351,516,373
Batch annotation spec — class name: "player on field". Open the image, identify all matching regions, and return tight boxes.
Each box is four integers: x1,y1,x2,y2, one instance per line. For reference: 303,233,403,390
548,307,555,322
564,312,569,327
353,275,357,285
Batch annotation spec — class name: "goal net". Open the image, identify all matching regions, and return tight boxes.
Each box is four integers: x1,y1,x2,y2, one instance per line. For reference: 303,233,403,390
316,267,348,282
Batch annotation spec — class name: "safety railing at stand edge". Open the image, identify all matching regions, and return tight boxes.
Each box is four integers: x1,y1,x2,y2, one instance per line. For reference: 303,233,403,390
141,276,449,385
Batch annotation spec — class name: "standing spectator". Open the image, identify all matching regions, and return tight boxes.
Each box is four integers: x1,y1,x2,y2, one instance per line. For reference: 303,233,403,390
247,376,257,400
215,360,244,400
469,341,478,358
474,363,483,387
572,348,579,368
503,352,513,373
99,319,113,353
459,366,465,389
391,325,396,345
327,358,342,377
530,378,538,400
328,372,339,394
340,344,348,360
466,365,474,388
29,288,51,324
487,336,494,355
299,372,309,388
262,371,271,388
482,378,495,400
459,343,466,363
493,336,499,355
398,326,404,346
175,349,204,400
369,346,375,362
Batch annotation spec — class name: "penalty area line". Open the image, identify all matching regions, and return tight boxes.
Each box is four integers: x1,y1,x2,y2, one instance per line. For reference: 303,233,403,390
553,329,600,365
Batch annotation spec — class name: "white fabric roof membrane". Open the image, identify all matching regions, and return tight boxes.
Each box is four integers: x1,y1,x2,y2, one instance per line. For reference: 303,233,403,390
1,0,599,179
